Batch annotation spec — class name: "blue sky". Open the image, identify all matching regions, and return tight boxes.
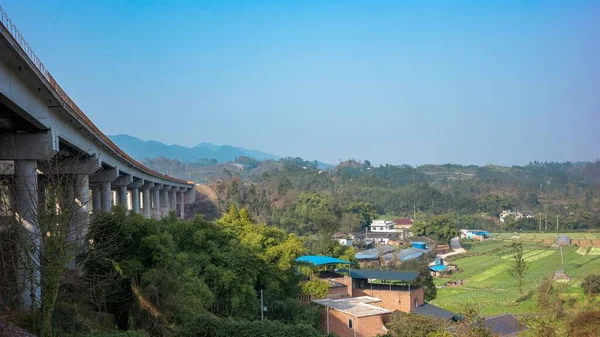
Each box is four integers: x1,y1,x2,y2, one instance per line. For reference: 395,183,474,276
4,0,599,166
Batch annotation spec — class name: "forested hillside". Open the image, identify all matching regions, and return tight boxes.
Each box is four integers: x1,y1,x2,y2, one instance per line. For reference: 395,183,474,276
148,158,600,232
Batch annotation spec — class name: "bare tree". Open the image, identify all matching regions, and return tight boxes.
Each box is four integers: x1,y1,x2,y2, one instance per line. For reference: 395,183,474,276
0,151,95,336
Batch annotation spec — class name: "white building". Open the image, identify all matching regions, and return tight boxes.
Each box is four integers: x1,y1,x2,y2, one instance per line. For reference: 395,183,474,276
332,232,354,246
369,220,397,232
499,210,524,223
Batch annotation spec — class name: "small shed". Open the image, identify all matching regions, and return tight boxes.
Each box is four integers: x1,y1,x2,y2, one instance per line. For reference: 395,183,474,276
553,270,571,282
411,241,427,250
556,235,571,246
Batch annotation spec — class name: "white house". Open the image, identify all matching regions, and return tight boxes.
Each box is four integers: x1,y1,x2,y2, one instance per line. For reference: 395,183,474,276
499,210,524,223
332,232,354,246
369,220,398,232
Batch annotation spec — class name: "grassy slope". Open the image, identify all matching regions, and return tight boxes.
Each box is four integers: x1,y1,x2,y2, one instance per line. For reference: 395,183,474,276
431,240,600,316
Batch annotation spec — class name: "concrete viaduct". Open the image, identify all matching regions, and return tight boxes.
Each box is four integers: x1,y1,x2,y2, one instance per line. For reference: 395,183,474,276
0,7,196,308
0,6,195,219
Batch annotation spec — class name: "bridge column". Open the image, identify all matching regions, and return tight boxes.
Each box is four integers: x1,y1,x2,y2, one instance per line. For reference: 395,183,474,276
170,190,177,212
54,157,100,255
91,185,101,213
1,132,58,311
141,181,154,219
178,189,185,219
91,168,118,213
13,160,41,310
112,174,132,210
151,184,163,219
100,182,111,211
118,186,127,207
161,186,170,217
73,174,90,239
129,178,144,215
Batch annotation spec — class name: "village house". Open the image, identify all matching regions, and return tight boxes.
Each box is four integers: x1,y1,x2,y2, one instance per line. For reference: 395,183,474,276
366,220,411,244
499,210,524,223
393,218,414,230
460,229,490,241
332,232,354,246
369,220,398,232
313,268,458,337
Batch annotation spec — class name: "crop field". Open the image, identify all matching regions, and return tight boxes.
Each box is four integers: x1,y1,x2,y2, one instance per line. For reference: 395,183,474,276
430,240,600,316
492,232,600,240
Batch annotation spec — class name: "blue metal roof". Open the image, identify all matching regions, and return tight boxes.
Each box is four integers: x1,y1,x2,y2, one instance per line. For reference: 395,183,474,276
401,252,424,261
296,255,352,266
355,253,379,260
428,265,448,272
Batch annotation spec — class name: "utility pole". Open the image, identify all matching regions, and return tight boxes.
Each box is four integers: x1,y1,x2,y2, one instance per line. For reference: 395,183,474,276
539,213,542,231
545,213,547,231
260,289,264,321
413,204,416,221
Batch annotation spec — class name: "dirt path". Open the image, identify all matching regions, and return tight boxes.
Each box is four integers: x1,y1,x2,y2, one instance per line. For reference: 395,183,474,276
195,184,218,204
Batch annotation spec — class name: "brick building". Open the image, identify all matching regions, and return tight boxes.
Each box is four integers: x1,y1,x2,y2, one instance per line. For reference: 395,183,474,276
314,297,391,337
313,269,436,337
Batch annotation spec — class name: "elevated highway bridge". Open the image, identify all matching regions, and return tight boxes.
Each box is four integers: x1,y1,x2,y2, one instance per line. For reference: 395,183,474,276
0,7,195,309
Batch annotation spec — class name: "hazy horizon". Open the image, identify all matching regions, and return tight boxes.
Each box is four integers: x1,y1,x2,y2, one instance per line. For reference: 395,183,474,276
109,133,600,167
5,1,600,166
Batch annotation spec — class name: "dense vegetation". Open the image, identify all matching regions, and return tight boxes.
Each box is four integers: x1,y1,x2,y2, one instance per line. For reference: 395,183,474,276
190,158,600,237
34,207,324,336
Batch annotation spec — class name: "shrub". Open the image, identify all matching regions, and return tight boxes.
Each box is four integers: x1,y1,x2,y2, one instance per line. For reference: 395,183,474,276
516,289,534,303
176,312,322,337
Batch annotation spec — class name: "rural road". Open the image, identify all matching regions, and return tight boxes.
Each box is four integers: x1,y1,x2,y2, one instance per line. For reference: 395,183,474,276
437,237,466,259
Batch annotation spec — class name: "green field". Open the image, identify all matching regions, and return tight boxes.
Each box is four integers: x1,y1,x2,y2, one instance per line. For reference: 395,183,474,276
431,240,600,316
492,232,600,240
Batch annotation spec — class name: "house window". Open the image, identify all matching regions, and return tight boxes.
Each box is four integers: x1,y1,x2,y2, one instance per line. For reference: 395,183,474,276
348,319,353,329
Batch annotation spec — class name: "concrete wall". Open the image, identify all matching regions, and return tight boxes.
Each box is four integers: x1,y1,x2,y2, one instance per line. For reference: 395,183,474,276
327,285,350,300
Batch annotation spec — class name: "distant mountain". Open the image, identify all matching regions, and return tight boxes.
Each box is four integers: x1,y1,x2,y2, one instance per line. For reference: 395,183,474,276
109,134,281,163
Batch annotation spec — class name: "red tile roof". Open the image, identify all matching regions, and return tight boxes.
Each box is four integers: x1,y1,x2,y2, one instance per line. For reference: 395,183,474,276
394,218,414,225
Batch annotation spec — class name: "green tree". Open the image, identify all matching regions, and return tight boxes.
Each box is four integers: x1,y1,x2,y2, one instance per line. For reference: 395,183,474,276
507,242,528,294
411,214,458,244
340,212,361,234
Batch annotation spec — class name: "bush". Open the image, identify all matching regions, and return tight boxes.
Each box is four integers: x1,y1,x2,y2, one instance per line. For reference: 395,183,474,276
568,311,600,337
516,289,534,303
67,332,147,337
176,312,322,337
